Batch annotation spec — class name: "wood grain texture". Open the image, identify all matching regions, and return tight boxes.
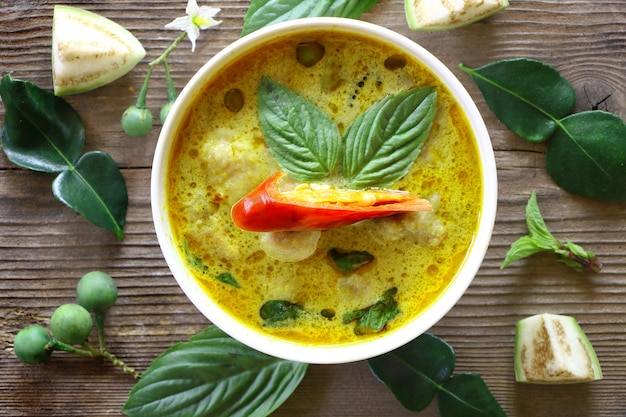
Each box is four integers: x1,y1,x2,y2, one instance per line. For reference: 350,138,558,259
1,0,625,416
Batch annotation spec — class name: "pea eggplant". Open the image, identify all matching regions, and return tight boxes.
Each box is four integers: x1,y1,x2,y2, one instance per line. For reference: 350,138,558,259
231,172,432,232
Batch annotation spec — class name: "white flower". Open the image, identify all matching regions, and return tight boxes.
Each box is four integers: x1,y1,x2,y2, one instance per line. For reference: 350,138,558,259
165,0,221,52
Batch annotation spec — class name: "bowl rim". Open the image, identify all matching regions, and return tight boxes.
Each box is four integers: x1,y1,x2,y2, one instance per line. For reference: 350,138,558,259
151,16,498,364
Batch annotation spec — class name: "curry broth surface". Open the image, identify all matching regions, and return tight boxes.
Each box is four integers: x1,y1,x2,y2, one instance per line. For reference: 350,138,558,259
167,31,482,345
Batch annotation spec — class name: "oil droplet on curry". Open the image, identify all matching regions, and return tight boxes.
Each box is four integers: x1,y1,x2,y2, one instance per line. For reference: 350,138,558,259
166,31,482,345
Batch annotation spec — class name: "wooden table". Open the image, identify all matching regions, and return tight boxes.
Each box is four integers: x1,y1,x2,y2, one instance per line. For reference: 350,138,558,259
1,1,625,416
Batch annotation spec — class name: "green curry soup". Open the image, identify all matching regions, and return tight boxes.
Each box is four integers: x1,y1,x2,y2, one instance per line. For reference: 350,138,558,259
167,30,482,345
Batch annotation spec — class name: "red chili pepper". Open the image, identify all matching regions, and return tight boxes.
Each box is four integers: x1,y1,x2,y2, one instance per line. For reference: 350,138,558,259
231,172,432,232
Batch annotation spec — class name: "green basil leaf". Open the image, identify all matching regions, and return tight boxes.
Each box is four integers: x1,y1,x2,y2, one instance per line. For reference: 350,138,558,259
546,111,626,201
260,300,304,325
500,236,546,269
216,272,240,288
122,326,308,417
439,373,506,417
258,76,341,182
241,0,379,36
52,151,127,241
367,333,455,411
523,191,559,249
182,241,241,288
0,74,84,172
182,240,209,272
459,59,575,142
343,287,400,335
342,87,437,189
328,248,374,273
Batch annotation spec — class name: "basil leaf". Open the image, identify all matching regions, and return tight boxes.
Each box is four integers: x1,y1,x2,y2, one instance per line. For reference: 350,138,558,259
328,248,374,273
241,0,379,36
342,87,437,189
523,191,559,250
122,326,308,417
0,74,84,172
182,240,209,272
459,59,575,142
368,333,455,411
546,111,626,201
343,287,400,335
182,241,241,288
439,373,506,417
260,300,304,325
258,76,341,182
52,151,127,241
500,235,546,269
216,272,240,288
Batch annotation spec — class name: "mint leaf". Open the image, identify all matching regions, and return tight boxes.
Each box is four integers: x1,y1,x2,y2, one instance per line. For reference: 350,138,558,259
459,59,575,142
241,0,379,36
342,87,437,189
257,76,341,182
52,151,127,241
122,326,308,417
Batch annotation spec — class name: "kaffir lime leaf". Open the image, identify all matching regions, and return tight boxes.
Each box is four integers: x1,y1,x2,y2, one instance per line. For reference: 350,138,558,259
52,5,145,95
514,313,602,384
404,0,508,31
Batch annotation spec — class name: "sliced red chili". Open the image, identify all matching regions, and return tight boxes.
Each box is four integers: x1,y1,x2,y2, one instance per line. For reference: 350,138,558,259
231,172,432,232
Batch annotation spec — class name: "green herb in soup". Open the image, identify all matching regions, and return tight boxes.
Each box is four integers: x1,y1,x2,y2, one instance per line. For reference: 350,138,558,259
166,30,482,345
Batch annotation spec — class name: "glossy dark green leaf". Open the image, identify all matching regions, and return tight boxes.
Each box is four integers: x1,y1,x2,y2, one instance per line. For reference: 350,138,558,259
122,326,308,417
343,287,400,335
241,0,379,36
367,332,455,411
257,76,341,182
52,151,127,241
342,87,437,189
459,59,575,142
438,373,506,417
260,300,304,325
546,111,626,201
328,248,374,273
0,74,84,172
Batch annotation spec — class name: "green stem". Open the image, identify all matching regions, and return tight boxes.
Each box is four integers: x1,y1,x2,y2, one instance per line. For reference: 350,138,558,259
94,313,107,352
163,59,178,103
134,31,187,109
48,339,141,379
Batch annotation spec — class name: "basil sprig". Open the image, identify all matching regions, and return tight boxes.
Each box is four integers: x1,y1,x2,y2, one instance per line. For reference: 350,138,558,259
258,76,437,188
502,190,602,273
460,58,626,201
123,326,308,417
0,75,128,240
368,333,506,417
241,0,380,36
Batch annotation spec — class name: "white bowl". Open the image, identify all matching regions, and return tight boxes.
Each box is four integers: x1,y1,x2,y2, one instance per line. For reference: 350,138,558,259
152,17,497,364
